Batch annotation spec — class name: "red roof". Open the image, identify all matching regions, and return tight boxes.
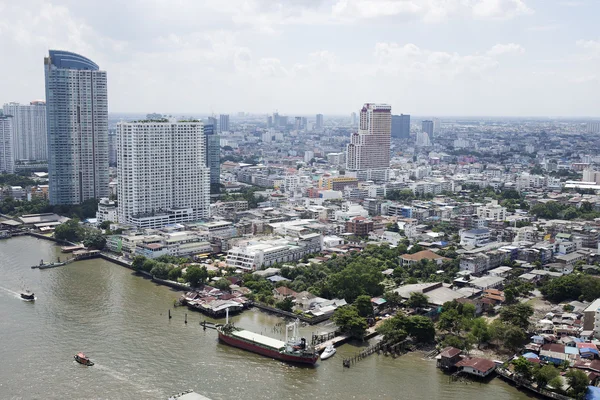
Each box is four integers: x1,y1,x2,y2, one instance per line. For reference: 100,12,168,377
440,347,462,358
275,286,298,297
455,357,496,373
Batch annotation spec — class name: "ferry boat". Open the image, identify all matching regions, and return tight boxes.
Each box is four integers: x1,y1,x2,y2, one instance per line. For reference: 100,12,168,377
20,290,35,301
32,258,66,269
74,352,94,366
217,310,318,365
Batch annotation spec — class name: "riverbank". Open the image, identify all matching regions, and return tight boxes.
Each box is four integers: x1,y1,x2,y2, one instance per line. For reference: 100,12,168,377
0,235,535,400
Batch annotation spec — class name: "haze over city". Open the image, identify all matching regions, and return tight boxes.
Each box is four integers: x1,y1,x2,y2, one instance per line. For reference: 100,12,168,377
2,0,600,116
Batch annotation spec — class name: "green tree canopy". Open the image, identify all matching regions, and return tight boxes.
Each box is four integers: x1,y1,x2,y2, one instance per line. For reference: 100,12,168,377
332,305,368,339
406,292,429,309
184,266,208,287
354,295,374,317
500,303,534,330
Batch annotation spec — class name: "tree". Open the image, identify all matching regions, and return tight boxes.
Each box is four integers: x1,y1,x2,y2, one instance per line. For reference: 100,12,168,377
354,295,374,317
184,266,208,287
168,267,182,281
54,219,83,242
214,278,231,291
438,308,463,334
442,335,469,350
99,220,113,229
512,356,533,379
332,306,368,339
534,364,559,388
384,291,402,309
275,297,294,312
408,315,435,343
132,255,146,271
406,292,429,309
82,231,106,250
326,261,384,303
469,318,490,348
503,325,527,352
150,262,171,279
565,369,589,399
500,303,534,330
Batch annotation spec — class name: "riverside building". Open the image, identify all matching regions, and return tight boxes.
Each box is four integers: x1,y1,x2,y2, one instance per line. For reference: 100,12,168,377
116,121,210,229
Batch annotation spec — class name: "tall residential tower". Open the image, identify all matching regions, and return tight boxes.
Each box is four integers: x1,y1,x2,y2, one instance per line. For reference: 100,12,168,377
346,103,392,182
2,101,47,161
116,121,210,229
219,114,229,133
0,115,15,173
44,50,109,205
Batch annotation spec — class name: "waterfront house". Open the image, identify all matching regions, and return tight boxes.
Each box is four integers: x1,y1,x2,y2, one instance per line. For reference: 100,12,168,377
540,343,569,364
273,286,298,301
437,347,462,370
454,357,496,377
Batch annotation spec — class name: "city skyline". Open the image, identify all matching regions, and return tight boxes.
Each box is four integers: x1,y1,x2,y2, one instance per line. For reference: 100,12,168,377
1,1,600,117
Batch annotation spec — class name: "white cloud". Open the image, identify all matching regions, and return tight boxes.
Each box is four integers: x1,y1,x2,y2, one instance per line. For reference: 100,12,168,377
472,0,533,19
487,43,526,56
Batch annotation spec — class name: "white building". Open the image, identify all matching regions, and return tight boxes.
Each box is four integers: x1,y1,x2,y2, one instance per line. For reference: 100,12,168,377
304,150,314,163
460,228,491,247
96,197,118,224
587,122,600,134
117,121,210,229
477,200,507,221
346,103,392,182
416,131,431,146
2,101,47,161
45,50,109,205
134,231,211,259
226,234,322,271
0,116,14,173
327,152,345,166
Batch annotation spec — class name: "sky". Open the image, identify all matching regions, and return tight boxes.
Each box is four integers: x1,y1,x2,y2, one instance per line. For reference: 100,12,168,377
1,0,599,117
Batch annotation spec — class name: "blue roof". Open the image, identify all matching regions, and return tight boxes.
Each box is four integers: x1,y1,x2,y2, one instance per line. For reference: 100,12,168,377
586,386,600,400
49,50,99,70
580,348,600,355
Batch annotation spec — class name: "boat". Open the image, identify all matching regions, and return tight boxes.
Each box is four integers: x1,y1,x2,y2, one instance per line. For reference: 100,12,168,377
32,258,67,269
20,290,35,301
74,352,94,366
217,309,318,365
320,344,336,360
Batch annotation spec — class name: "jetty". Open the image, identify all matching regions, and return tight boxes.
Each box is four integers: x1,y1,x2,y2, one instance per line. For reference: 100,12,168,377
61,245,86,253
31,250,101,269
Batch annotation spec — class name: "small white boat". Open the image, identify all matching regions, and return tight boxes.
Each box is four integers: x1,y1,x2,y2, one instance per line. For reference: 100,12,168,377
320,345,336,360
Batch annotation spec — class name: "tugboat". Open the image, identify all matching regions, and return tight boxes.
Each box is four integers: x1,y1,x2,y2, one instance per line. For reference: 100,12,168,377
74,352,94,366
20,290,35,301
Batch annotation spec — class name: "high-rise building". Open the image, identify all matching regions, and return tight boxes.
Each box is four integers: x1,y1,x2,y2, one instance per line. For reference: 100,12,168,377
433,118,441,135
346,103,392,182
588,122,600,134
108,129,117,166
207,116,217,128
294,117,303,131
44,50,109,205
316,114,324,130
0,115,15,173
116,121,210,229
219,114,229,133
2,101,47,161
422,120,434,143
204,120,221,194
391,114,410,138
267,116,273,128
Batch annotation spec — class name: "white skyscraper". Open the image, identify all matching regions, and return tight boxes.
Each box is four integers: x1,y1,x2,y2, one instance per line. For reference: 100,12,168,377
0,115,15,173
44,50,109,205
117,121,210,229
2,101,47,161
346,103,392,181
588,121,600,134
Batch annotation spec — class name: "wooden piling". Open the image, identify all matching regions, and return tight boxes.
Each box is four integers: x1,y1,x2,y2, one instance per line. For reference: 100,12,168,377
168,309,172,319
185,313,188,324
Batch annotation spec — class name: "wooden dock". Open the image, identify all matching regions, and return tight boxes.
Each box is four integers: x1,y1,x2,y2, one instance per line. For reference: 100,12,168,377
315,334,350,352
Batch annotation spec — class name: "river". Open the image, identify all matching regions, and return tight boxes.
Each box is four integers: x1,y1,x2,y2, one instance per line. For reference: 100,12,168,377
0,236,534,400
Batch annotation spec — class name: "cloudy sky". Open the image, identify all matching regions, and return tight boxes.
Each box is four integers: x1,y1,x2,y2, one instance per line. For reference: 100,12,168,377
1,0,599,116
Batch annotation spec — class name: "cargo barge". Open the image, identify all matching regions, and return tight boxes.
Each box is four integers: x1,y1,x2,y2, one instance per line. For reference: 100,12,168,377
217,310,318,365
